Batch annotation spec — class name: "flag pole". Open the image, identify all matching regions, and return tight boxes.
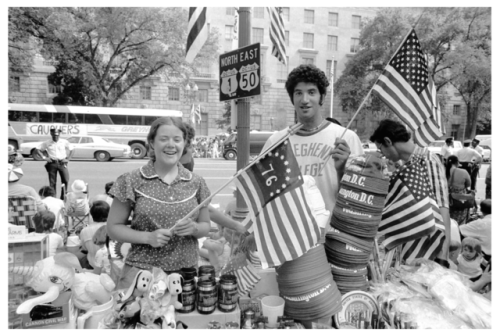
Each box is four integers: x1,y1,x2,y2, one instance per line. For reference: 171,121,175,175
171,123,303,227
329,55,335,119
318,27,416,176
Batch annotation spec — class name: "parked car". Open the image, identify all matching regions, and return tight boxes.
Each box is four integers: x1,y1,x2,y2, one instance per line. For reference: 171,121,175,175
223,131,275,160
481,145,491,162
20,135,131,162
427,140,463,158
362,142,378,155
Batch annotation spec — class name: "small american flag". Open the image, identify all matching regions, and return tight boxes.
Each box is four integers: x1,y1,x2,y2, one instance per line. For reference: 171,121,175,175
379,157,441,252
235,139,320,268
186,8,208,63
414,76,445,146
267,7,287,66
222,252,261,296
373,29,435,133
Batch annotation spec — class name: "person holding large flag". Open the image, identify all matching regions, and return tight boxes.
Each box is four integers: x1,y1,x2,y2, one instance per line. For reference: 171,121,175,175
263,64,364,229
370,119,451,262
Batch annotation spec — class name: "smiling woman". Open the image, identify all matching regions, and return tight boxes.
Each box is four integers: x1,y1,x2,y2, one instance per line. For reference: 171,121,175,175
107,117,212,289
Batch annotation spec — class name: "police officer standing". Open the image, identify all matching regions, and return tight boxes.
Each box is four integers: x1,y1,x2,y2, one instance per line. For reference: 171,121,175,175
456,139,482,191
34,128,73,199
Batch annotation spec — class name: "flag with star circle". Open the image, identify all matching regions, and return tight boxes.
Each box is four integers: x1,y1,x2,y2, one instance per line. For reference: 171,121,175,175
378,157,442,253
235,139,320,268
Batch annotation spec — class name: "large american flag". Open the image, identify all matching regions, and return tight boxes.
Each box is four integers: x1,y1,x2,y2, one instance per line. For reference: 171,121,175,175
379,157,442,254
373,29,438,140
414,76,446,146
186,8,208,63
267,7,287,66
235,139,320,269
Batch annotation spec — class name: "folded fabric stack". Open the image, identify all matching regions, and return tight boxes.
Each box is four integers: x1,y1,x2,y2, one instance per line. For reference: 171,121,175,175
326,153,390,294
276,244,342,321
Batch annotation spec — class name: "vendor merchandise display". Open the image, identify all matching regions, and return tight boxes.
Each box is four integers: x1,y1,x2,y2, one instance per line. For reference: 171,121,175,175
327,153,390,294
276,244,342,321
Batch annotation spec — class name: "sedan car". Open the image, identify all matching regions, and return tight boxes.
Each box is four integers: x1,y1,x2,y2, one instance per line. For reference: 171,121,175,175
20,135,131,162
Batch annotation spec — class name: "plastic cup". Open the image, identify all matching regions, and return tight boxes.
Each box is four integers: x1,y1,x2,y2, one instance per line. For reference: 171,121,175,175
261,295,285,328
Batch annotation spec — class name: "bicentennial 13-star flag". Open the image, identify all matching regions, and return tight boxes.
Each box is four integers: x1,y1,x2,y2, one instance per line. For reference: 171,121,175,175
235,139,320,269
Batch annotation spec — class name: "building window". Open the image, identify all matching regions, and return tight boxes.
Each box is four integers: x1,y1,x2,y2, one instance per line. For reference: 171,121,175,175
251,114,262,130
352,15,361,29
451,124,460,139
197,89,209,102
302,57,314,65
326,60,337,82
277,57,289,80
10,76,20,92
254,7,264,19
303,33,314,49
304,10,314,24
282,7,290,21
140,86,151,100
252,28,264,44
168,87,180,101
226,7,235,15
48,82,62,94
329,12,338,27
453,105,461,115
285,31,289,46
327,35,338,51
350,38,360,53
225,25,233,40
198,112,209,136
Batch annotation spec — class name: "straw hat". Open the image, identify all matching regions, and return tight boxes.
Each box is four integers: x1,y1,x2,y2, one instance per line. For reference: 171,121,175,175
8,163,23,182
71,179,87,193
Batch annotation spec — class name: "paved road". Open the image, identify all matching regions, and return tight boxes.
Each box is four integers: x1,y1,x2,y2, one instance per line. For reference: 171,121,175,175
19,157,238,211
17,158,490,211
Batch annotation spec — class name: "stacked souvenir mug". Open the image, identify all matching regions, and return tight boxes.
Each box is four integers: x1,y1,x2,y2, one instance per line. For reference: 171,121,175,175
326,153,390,294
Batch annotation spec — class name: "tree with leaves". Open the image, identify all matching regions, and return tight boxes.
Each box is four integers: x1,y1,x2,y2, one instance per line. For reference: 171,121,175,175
335,8,491,140
9,7,220,109
215,101,232,131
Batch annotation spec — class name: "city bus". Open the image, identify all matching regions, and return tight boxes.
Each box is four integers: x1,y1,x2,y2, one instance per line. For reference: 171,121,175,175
8,104,183,159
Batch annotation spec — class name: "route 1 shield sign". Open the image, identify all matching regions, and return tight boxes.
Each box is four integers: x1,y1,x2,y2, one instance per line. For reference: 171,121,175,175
219,43,261,102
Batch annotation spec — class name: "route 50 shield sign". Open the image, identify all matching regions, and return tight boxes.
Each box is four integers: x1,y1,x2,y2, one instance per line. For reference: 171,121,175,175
219,43,261,102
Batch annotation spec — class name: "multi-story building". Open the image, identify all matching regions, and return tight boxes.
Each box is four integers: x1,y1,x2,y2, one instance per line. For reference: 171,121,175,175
8,7,468,140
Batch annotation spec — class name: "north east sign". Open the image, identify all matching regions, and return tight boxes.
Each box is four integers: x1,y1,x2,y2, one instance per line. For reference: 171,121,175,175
219,43,261,102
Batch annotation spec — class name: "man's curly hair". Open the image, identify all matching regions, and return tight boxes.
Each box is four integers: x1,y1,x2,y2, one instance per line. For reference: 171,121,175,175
285,64,330,104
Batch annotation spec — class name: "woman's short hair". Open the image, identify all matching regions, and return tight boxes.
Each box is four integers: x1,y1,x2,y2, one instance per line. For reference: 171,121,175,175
90,200,110,223
445,155,459,179
146,117,187,160
39,186,56,198
92,225,108,245
369,119,411,145
285,64,330,105
33,210,56,233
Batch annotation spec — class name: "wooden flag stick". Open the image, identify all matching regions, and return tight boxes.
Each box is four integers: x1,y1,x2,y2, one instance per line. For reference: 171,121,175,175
170,123,303,229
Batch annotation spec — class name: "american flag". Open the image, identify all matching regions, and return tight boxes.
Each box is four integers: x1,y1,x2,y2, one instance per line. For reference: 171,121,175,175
373,29,436,134
414,76,446,146
379,157,442,253
267,7,287,66
222,252,261,296
186,8,208,63
235,139,320,268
